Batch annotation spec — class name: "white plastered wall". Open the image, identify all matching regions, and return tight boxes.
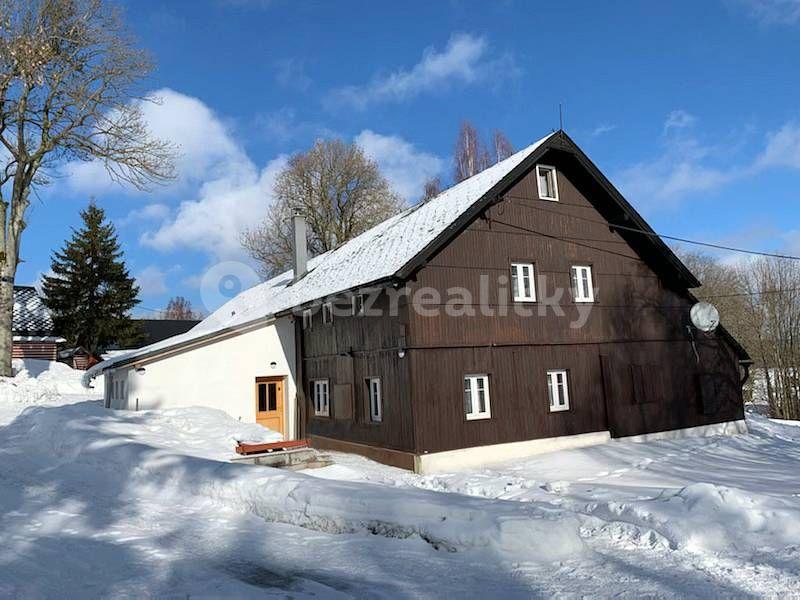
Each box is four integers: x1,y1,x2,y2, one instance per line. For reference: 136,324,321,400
103,318,297,439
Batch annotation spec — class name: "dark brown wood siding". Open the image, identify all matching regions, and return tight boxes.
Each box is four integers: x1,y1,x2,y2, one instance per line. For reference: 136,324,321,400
405,150,744,453
13,341,58,362
302,292,415,451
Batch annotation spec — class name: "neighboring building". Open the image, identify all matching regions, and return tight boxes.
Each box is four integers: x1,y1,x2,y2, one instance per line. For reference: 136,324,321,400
58,347,93,370
117,319,201,349
12,286,65,362
89,131,750,472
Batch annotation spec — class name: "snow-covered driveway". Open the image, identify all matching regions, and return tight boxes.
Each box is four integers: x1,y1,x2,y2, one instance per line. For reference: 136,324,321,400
0,363,798,598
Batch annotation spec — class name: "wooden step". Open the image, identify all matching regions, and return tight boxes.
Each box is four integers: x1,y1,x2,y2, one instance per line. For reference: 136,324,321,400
235,439,310,455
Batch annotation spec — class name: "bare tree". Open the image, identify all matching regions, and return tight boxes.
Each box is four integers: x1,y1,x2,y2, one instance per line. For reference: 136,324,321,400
163,296,198,320
242,139,403,278
0,0,175,375
421,176,441,202
737,257,800,419
453,121,490,183
490,130,514,163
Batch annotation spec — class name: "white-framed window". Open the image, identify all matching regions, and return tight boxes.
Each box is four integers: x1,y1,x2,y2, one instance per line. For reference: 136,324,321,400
367,377,382,422
536,164,559,201
302,309,312,330
511,263,536,302
322,302,333,325
312,379,330,416
352,294,364,316
463,374,491,420
547,370,570,412
571,265,595,303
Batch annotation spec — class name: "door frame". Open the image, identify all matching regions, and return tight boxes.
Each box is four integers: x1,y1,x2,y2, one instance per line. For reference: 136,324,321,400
255,375,287,436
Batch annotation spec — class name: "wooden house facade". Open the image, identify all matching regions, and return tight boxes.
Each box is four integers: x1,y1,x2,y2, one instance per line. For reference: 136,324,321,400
300,134,749,471
92,131,749,474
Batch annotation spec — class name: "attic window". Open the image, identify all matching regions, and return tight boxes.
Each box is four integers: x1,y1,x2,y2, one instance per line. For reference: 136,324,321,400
536,165,559,201
352,294,364,316
322,302,333,325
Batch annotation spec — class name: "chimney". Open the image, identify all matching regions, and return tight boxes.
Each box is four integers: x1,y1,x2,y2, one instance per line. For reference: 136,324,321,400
292,210,308,283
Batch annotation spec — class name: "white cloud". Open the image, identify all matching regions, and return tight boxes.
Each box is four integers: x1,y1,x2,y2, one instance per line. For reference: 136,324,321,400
135,265,168,297
141,156,288,261
754,121,800,169
617,113,800,209
735,0,800,25
63,88,249,196
590,123,616,137
118,203,170,227
328,33,515,110
663,110,697,133
354,130,445,201
274,58,312,91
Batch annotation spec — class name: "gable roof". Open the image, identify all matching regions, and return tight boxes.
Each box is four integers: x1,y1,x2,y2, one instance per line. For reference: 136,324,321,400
13,286,56,336
90,130,736,374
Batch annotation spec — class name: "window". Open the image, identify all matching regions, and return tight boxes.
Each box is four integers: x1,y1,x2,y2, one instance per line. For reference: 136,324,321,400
547,370,570,412
536,164,559,201
312,379,330,416
511,263,536,302
352,294,364,316
463,374,491,420
302,309,312,330
571,266,594,303
257,383,267,412
367,377,382,422
322,302,333,325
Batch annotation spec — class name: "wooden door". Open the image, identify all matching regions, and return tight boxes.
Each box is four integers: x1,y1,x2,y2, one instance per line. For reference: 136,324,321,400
255,377,284,437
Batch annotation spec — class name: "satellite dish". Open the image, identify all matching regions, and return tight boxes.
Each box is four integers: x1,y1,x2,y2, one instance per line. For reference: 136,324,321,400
690,301,720,333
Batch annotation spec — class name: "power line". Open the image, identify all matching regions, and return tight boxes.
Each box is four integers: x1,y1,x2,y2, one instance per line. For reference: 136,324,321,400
503,194,800,261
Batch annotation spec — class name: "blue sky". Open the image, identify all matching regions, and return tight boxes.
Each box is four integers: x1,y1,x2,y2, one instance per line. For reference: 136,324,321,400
23,0,800,316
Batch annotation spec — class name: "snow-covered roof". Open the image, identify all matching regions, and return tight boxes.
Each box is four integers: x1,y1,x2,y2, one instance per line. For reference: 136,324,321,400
13,286,56,336
88,132,556,376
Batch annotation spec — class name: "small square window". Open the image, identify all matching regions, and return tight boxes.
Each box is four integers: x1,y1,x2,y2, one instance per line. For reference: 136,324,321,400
511,263,536,302
536,165,559,201
570,266,594,303
367,377,382,422
302,309,312,330
312,379,330,416
547,370,570,412
464,374,491,420
352,294,365,316
322,302,333,325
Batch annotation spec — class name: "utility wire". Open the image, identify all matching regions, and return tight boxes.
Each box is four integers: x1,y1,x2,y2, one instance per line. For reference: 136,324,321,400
503,194,800,261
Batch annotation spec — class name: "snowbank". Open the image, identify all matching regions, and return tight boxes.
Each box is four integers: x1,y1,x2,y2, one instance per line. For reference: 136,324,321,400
12,359,103,396
1,399,585,563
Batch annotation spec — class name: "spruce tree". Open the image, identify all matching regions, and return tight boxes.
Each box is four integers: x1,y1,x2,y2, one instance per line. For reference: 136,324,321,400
42,204,142,354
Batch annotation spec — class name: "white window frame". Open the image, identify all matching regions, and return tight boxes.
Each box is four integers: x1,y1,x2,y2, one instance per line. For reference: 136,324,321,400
511,263,536,302
536,164,559,201
571,265,595,303
367,377,382,423
463,374,491,421
302,309,312,330
312,379,330,417
352,294,364,316
547,370,570,412
322,302,333,325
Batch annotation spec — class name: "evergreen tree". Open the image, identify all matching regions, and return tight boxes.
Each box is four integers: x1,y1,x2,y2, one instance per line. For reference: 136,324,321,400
42,204,142,354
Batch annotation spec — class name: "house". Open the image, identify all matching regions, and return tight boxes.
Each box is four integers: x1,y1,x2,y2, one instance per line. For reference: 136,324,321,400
58,347,94,370
112,319,202,350
12,286,65,362
88,131,750,473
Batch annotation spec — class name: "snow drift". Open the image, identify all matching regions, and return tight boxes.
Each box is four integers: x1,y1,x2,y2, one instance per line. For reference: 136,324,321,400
1,399,585,563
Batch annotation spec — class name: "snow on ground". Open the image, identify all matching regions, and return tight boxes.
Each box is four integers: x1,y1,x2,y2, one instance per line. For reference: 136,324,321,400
0,366,799,597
